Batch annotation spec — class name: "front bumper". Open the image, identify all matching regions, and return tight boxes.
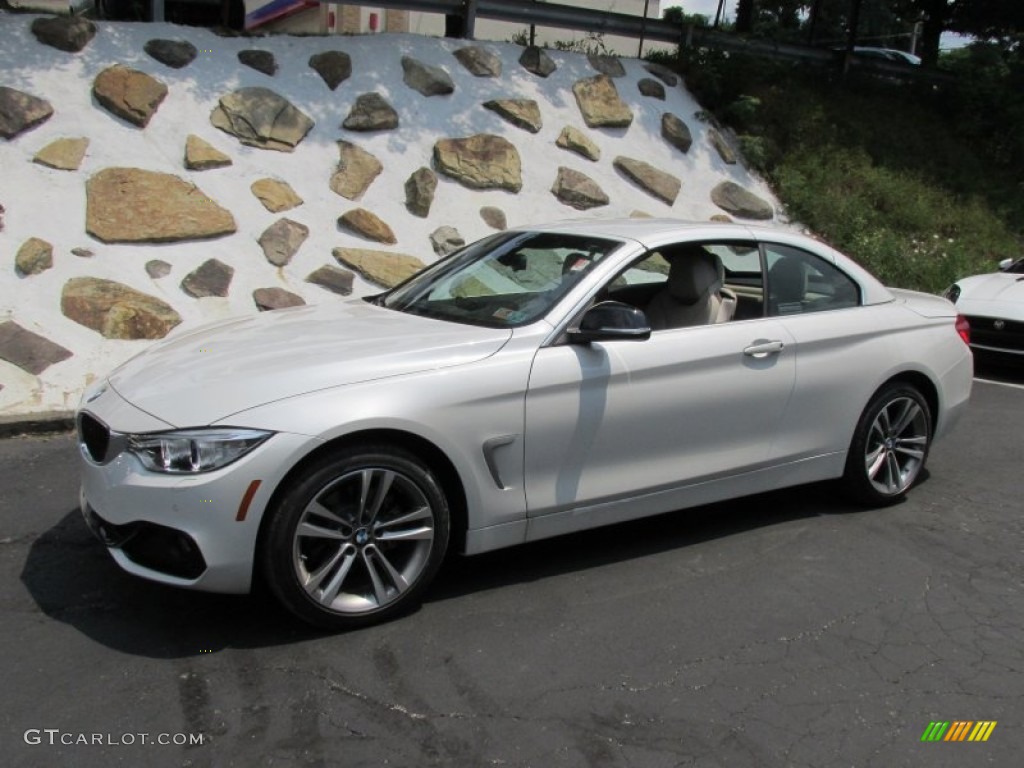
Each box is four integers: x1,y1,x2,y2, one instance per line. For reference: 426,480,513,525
964,314,1024,358
77,388,318,594
82,498,207,580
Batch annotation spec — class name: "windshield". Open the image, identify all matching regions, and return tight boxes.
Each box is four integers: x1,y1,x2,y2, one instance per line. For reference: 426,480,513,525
381,231,622,328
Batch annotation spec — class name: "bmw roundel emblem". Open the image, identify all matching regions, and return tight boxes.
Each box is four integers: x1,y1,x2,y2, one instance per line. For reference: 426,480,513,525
994,320,1006,331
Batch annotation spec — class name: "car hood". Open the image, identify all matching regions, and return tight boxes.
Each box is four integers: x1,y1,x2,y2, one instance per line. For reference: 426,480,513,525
956,272,1024,319
959,272,1024,302
107,299,512,427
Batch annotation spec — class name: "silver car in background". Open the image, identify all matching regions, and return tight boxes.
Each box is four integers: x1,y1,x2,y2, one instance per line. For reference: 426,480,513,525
77,220,973,629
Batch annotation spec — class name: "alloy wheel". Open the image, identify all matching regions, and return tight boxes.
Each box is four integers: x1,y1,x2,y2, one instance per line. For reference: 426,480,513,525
863,395,929,496
291,467,436,614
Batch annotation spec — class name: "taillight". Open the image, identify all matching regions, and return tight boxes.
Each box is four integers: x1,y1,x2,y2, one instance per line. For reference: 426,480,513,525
955,314,970,345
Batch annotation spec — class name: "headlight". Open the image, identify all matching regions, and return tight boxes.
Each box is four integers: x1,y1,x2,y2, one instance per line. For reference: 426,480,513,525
943,284,961,303
128,428,273,474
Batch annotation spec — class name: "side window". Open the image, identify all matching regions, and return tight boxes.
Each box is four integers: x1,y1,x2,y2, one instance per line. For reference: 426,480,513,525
764,243,860,317
600,241,764,329
709,243,763,320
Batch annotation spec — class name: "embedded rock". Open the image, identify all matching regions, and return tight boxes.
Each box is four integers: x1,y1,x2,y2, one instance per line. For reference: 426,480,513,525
338,208,396,245
630,210,653,218
71,247,94,258
433,134,522,192
61,277,182,340
253,288,305,311
638,78,666,100
588,54,625,78
308,51,352,90
329,141,382,200
519,46,556,77
146,260,171,278
15,237,53,276
480,206,507,230
144,39,197,69
551,167,609,210
184,134,232,170
483,99,542,133
614,156,680,205
710,214,733,223
306,265,354,296
251,178,303,212
30,16,95,53
210,87,314,152
0,322,73,375
404,167,437,218
556,126,600,161
333,248,426,289
181,258,234,298
644,62,678,87
711,181,773,220
258,218,309,266
238,50,277,76
401,56,454,96
0,87,54,139
572,75,633,129
33,137,88,170
93,66,167,128
454,45,502,77
86,168,236,243
430,226,465,256
661,113,692,154
710,128,738,164
342,93,398,132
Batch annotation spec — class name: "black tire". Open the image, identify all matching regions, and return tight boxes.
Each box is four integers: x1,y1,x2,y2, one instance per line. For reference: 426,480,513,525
261,444,450,630
842,383,932,506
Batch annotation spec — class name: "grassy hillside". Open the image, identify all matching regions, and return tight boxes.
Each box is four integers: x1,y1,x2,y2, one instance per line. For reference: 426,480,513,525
652,47,1023,294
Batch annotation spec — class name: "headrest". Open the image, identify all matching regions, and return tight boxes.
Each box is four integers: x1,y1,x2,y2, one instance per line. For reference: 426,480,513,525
668,249,724,305
769,256,807,303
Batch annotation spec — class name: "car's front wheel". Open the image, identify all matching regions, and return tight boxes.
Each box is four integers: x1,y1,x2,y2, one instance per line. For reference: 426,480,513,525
261,445,450,629
842,383,932,506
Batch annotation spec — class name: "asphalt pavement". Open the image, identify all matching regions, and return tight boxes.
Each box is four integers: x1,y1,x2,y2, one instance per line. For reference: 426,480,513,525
1,375,1022,767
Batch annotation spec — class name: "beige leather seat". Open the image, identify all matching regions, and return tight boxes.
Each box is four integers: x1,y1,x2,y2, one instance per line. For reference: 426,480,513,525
646,249,737,331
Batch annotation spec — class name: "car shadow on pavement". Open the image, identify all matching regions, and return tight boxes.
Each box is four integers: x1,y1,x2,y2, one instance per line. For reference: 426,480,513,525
20,483,867,657
19,508,323,658
428,482,866,604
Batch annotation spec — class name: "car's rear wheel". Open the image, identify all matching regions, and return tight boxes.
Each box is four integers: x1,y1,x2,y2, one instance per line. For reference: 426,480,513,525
842,383,932,506
261,445,450,629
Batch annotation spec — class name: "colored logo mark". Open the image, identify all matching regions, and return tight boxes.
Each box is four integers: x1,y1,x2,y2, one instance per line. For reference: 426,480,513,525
921,721,996,742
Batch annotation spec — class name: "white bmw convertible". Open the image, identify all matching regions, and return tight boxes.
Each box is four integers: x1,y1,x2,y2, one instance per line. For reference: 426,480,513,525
77,220,973,628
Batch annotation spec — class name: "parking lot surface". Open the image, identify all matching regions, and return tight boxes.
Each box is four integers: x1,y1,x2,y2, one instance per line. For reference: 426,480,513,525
1,377,1022,767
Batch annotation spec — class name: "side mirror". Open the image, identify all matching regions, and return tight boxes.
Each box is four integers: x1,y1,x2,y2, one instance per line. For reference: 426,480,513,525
568,301,651,344
998,258,1014,271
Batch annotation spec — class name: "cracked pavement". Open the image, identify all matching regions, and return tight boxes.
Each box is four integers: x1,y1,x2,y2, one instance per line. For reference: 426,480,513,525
1,378,1021,767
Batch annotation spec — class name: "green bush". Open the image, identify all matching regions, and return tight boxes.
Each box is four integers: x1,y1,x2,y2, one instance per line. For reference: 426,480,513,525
650,47,1023,292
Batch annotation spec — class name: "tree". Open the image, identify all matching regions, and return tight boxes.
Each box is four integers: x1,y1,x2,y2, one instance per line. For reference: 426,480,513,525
896,0,1024,66
805,0,912,48
662,5,711,27
736,0,755,33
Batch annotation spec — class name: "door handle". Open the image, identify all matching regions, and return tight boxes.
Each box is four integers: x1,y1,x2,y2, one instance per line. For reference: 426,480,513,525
743,340,785,358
